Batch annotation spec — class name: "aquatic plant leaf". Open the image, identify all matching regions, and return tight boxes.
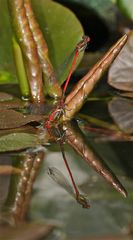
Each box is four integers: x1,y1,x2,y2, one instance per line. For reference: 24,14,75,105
0,92,14,101
0,222,54,240
0,99,26,110
0,0,83,85
0,133,41,152
119,92,133,98
0,109,43,129
108,31,133,91
116,0,133,21
108,97,133,134
32,0,84,85
0,125,37,137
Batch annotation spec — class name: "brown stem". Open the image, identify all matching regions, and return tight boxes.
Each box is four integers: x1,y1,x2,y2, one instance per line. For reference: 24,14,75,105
8,0,44,103
63,34,128,120
12,150,44,223
24,0,62,98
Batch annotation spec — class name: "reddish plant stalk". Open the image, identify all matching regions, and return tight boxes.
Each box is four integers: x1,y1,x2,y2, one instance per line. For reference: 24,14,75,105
8,0,44,103
24,0,62,98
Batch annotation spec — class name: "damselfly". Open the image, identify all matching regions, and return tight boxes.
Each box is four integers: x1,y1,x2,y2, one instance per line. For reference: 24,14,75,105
45,35,90,129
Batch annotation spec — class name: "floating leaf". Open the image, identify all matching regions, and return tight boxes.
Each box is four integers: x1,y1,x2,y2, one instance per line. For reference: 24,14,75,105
0,133,41,152
0,100,27,110
0,109,43,129
119,92,133,98
108,31,133,92
0,125,38,137
108,97,133,133
32,0,84,84
0,0,84,85
0,222,55,240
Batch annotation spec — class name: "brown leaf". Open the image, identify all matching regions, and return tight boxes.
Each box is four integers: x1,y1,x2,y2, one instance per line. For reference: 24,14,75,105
0,125,37,137
0,222,55,240
0,109,43,129
0,99,26,110
0,92,14,101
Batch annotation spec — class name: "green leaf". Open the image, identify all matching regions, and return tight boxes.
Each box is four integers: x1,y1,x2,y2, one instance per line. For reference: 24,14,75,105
116,0,133,21
0,133,40,152
0,0,84,85
32,0,84,84
0,1,16,83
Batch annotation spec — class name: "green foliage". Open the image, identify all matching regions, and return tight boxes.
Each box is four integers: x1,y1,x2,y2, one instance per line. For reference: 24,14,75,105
116,0,133,21
0,0,84,85
0,133,40,152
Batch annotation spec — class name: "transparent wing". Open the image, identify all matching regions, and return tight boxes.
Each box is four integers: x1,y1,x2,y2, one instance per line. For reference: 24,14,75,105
47,167,75,198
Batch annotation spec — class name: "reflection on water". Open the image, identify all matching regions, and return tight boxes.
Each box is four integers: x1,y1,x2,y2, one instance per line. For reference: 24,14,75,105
29,144,133,238
0,100,133,239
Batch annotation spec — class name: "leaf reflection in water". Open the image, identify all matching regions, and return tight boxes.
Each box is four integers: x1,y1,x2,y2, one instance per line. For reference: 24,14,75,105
109,97,133,134
63,121,127,198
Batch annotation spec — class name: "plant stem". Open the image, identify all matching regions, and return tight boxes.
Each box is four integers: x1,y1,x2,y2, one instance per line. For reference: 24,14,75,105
12,37,30,99
24,0,62,98
8,0,45,103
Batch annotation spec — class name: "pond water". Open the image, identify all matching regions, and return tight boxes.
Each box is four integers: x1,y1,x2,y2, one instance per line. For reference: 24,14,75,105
0,94,133,240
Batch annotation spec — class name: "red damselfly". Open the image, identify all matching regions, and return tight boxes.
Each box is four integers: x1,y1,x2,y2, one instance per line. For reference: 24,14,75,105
45,35,90,129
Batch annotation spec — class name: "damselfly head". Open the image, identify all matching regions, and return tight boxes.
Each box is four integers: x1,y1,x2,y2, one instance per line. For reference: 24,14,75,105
47,167,54,176
76,194,90,209
76,36,90,52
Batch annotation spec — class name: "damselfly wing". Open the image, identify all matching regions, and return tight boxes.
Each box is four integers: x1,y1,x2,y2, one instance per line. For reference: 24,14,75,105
48,167,90,208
